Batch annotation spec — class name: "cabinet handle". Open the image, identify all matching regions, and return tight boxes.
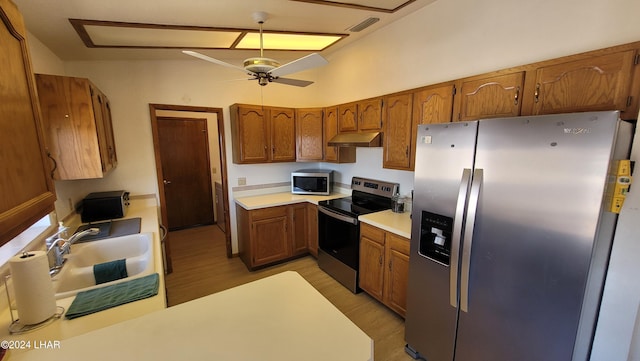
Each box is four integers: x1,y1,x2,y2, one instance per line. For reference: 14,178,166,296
514,86,520,106
534,83,540,103
46,151,57,179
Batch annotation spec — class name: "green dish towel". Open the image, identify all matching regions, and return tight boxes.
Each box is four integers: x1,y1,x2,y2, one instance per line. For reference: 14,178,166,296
93,259,128,285
66,273,159,320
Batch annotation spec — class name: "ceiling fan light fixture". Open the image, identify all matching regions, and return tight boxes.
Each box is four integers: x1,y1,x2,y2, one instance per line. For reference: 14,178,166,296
243,57,280,73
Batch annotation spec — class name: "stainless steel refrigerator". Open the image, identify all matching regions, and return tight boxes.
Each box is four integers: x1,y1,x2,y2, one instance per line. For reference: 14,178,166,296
404,111,633,361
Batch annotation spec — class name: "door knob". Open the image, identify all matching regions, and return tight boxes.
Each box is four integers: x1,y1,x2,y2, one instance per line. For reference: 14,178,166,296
163,179,172,185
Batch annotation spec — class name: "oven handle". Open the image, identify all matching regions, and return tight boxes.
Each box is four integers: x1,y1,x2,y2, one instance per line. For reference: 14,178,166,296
318,206,359,225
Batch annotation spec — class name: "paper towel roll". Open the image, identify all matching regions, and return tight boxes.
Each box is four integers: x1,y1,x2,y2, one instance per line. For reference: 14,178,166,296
9,251,57,325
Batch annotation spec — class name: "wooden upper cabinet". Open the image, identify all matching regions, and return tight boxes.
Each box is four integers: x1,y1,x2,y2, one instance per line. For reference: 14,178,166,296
93,88,117,172
36,74,117,179
338,102,358,133
296,108,324,161
0,0,56,245
528,50,637,118
454,71,525,121
358,97,383,131
383,93,414,170
231,104,295,164
231,104,268,163
413,83,455,125
324,106,340,161
268,107,296,162
324,106,356,163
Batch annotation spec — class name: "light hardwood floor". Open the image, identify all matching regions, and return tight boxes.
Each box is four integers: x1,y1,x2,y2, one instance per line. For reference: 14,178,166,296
164,225,415,361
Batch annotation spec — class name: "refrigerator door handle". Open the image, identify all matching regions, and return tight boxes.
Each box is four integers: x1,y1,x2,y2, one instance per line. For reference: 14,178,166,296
460,168,483,313
450,168,473,308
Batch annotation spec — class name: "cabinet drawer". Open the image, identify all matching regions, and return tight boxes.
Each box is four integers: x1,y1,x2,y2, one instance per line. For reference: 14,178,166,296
251,205,289,220
361,223,385,244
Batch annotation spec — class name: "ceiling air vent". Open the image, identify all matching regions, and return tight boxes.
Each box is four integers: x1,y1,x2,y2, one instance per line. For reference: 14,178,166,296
348,17,380,32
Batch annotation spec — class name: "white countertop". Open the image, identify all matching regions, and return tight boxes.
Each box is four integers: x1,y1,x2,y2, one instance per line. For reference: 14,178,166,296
235,192,347,210
9,271,373,361
359,210,412,239
235,192,413,238
0,197,166,359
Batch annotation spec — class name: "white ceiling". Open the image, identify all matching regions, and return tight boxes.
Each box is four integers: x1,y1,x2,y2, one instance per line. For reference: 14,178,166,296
14,0,437,62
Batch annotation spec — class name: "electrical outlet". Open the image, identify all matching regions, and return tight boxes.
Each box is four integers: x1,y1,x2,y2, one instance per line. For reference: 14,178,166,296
238,177,246,186
212,167,217,174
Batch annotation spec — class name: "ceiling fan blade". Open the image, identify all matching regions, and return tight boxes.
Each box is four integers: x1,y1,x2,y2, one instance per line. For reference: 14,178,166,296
271,77,314,87
182,50,250,74
268,53,328,77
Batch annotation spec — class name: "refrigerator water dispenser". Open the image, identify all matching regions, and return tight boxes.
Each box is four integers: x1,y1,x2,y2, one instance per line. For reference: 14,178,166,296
419,211,453,266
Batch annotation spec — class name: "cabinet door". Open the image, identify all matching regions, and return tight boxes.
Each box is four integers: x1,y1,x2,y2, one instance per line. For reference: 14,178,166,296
101,95,117,168
36,74,103,179
413,83,455,125
530,50,636,117
456,71,524,121
359,98,383,131
0,0,56,245
338,102,358,133
290,203,309,256
296,108,324,161
269,107,296,162
251,208,290,266
324,106,339,161
306,203,319,257
359,223,386,301
383,93,414,170
231,105,268,163
90,84,112,174
385,233,411,317
323,106,356,163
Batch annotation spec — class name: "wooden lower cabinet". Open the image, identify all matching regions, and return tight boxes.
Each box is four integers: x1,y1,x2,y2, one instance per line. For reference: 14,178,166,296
306,203,319,257
236,203,312,270
359,223,410,317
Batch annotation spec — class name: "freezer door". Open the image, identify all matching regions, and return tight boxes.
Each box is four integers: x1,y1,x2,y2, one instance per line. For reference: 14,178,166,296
454,111,626,361
405,121,478,361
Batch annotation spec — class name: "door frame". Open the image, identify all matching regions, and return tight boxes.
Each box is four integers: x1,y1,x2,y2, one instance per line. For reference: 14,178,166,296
149,104,232,272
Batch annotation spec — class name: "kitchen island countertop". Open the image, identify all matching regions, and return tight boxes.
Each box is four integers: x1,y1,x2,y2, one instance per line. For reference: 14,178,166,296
10,271,373,361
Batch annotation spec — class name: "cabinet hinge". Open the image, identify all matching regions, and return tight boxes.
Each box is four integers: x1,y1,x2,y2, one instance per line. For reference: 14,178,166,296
452,85,457,96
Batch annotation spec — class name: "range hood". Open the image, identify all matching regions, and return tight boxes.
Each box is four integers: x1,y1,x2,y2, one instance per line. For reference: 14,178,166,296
327,132,382,147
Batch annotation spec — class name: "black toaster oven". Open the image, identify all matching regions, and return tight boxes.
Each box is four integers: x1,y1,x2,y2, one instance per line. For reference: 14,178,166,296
81,190,130,223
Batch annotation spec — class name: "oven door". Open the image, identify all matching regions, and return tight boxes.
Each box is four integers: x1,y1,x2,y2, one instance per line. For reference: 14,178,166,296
318,206,359,268
317,206,361,293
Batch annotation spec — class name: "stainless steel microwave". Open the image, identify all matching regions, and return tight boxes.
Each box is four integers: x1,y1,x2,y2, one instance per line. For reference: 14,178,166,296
291,169,333,195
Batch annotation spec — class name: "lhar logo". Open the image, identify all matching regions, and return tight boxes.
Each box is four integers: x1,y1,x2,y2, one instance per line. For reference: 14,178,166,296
564,128,591,135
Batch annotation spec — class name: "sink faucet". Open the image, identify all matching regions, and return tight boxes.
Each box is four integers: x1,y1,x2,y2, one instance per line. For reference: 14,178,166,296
46,228,100,274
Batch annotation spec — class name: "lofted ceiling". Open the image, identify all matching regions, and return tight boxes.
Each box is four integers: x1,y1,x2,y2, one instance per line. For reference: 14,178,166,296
13,0,437,63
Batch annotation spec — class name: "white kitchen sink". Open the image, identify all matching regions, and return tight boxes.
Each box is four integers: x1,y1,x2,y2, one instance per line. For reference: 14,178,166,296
51,232,155,299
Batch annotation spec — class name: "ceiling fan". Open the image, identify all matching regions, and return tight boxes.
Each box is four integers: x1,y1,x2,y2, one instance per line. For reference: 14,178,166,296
182,12,328,87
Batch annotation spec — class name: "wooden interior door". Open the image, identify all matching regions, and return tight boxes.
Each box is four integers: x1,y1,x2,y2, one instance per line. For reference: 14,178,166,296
157,116,214,230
